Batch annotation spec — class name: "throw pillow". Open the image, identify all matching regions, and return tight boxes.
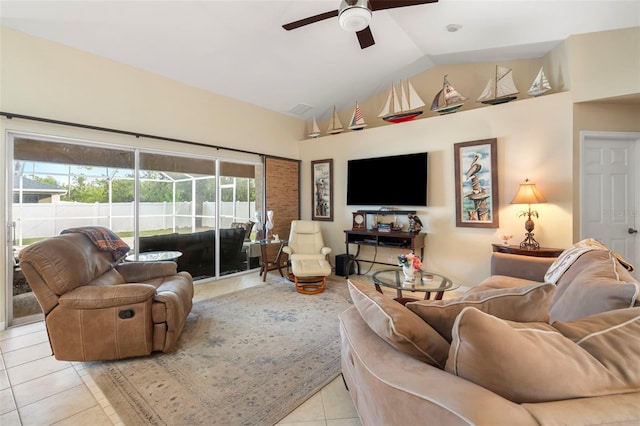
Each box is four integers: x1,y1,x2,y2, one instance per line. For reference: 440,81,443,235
406,282,555,342
549,250,639,322
446,307,640,403
347,278,450,368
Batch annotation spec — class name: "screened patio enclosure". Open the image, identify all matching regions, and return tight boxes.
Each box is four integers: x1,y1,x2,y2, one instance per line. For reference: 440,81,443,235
10,135,263,324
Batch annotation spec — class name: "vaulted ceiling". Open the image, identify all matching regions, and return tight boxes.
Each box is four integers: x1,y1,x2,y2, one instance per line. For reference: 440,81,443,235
1,0,639,121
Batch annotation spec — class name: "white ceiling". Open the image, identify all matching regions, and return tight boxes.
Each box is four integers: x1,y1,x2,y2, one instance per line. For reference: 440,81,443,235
1,0,639,122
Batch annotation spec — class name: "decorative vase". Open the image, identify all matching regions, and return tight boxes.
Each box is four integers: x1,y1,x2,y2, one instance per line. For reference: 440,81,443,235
266,210,274,239
402,265,417,286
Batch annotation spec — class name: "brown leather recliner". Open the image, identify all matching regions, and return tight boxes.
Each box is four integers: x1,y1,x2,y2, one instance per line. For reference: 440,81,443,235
18,232,194,361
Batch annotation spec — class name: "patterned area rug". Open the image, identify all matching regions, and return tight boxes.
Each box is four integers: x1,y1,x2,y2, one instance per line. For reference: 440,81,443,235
85,277,352,425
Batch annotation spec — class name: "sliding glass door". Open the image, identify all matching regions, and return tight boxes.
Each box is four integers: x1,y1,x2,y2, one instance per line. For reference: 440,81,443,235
9,136,136,325
6,133,262,326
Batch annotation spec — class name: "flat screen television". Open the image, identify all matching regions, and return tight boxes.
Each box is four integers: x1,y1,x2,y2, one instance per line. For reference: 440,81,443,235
347,152,428,206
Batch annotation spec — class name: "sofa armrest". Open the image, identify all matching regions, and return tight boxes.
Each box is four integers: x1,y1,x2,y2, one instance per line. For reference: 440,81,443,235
522,392,640,425
116,261,178,282
339,307,538,426
58,283,156,309
491,252,555,282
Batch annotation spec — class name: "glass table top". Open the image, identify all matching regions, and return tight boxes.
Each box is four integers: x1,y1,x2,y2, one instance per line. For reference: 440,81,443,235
125,251,183,262
372,269,459,293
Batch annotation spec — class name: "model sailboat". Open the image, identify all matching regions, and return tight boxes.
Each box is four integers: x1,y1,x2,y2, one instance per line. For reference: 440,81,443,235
378,80,425,123
348,102,367,130
326,105,343,135
430,75,467,114
477,65,519,105
528,67,551,97
308,117,320,138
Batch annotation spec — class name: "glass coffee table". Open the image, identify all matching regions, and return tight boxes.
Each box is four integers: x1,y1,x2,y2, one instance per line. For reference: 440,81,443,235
125,251,183,262
372,269,459,303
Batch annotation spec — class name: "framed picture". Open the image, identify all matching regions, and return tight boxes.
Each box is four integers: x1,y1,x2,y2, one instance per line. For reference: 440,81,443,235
311,159,333,221
454,138,499,228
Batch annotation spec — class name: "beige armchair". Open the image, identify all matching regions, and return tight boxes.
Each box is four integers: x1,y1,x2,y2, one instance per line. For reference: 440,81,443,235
283,220,332,294
18,229,194,361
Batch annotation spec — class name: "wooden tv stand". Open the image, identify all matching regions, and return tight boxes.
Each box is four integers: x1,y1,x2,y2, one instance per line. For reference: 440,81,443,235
344,229,426,278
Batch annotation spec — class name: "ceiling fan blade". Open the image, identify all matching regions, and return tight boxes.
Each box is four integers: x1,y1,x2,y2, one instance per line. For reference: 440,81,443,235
356,27,375,49
282,10,339,31
370,0,438,12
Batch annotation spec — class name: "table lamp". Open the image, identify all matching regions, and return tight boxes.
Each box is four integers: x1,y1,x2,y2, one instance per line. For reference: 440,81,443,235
510,179,547,249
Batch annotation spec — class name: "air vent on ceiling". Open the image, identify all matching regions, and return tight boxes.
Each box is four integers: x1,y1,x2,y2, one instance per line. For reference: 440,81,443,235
288,103,314,116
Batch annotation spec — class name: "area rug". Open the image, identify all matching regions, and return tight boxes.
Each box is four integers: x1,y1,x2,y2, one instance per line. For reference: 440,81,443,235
85,277,352,426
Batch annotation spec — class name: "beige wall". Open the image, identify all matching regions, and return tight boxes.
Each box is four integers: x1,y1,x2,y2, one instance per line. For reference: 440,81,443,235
1,25,639,327
0,28,304,155
0,27,304,327
312,26,639,137
568,26,640,102
545,37,571,93
300,92,575,288
298,27,639,290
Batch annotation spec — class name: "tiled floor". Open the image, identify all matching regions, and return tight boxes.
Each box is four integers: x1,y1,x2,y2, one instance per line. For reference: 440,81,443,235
0,272,362,426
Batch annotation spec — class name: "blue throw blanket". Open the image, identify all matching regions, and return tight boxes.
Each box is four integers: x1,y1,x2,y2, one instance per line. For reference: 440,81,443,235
61,226,130,261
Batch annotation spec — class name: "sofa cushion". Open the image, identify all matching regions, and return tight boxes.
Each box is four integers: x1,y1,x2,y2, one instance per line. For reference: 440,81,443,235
445,307,640,403
406,282,555,342
549,250,639,322
472,274,539,291
347,279,449,368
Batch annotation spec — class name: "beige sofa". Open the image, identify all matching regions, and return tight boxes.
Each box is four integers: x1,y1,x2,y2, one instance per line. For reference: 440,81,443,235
340,243,640,425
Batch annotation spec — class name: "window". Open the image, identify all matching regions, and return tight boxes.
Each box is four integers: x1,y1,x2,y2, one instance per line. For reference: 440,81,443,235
9,134,262,324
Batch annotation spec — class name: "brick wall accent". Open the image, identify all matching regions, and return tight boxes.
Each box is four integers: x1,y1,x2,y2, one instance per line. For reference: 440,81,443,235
265,157,300,266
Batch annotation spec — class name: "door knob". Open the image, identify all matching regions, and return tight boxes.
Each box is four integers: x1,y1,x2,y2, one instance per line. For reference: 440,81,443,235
629,228,638,234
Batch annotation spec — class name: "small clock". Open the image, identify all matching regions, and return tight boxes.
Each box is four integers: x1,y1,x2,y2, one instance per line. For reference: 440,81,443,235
352,212,366,230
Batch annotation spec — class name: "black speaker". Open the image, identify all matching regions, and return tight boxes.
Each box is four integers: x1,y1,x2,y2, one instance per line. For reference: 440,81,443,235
335,253,355,277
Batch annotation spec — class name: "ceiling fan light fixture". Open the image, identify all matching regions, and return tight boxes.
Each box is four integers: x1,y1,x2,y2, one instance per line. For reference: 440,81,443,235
338,0,372,32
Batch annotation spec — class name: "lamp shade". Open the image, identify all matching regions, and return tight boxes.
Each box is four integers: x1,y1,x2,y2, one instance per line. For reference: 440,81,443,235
510,179,547,205
339,0,372,32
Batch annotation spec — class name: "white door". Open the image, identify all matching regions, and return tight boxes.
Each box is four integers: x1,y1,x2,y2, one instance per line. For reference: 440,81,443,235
581,131,639,277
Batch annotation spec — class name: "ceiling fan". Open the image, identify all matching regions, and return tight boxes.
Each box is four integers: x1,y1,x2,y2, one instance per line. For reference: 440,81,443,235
282,0,438,49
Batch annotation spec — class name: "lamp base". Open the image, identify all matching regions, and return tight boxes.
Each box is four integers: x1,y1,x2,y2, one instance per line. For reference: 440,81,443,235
519,232,540,250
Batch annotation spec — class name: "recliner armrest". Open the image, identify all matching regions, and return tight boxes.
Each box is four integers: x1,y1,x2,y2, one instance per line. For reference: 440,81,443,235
321,247,332,256
116,261,178,282
58,283,156,309
282,246,293,255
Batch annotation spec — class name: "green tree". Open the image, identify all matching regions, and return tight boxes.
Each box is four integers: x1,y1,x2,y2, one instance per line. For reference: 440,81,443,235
111,179,135,202
139,172,174,202
33,176,60,187
70,176,106,203
32,169,254,205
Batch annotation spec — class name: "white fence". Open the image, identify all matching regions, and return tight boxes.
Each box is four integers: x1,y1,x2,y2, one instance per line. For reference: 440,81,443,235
12,201,256,241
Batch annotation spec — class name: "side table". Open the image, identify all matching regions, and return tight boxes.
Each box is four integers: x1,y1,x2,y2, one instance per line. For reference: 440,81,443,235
258,239,288,282
491,244,563,258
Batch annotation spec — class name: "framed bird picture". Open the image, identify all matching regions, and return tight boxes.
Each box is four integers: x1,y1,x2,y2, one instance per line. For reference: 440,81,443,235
454,138,499,228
